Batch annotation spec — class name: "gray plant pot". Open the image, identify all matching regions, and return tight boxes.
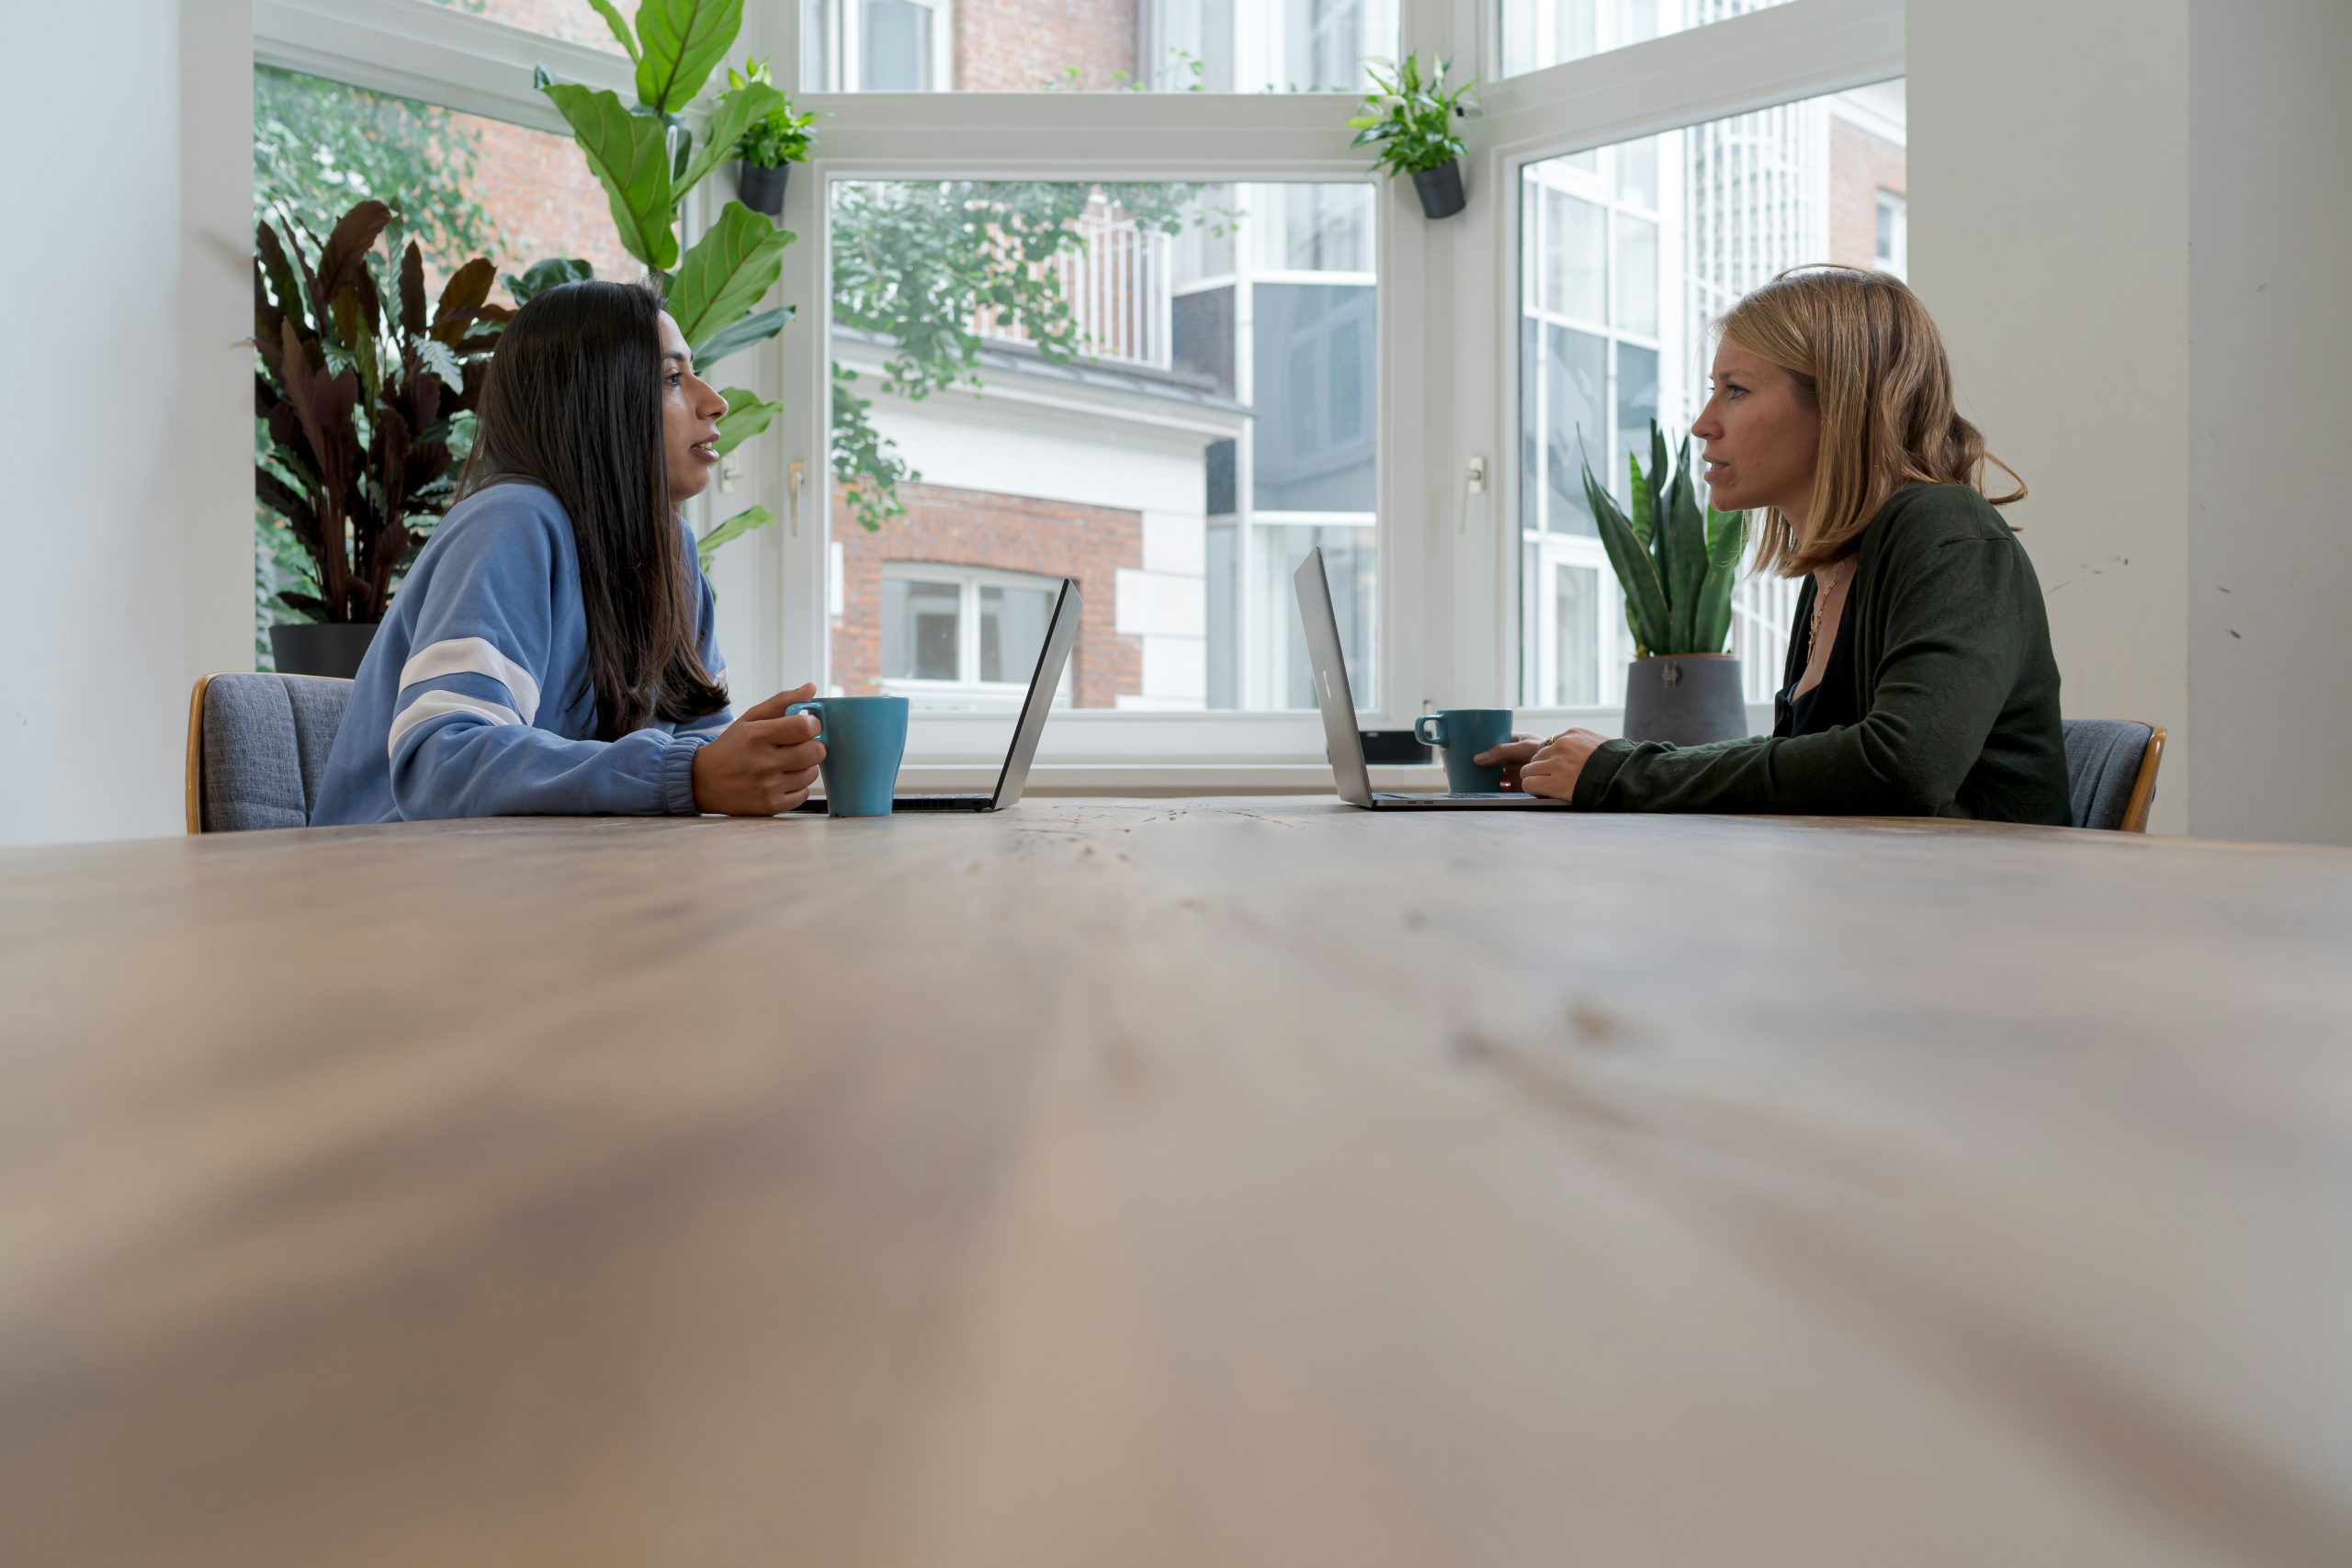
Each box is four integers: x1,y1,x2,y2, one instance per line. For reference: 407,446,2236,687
1621,655,1747,746
1410,160,1466,220
739,161,789,217
269,622,378,679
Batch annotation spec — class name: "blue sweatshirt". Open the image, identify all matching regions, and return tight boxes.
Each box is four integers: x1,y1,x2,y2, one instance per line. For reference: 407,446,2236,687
311,481,729,825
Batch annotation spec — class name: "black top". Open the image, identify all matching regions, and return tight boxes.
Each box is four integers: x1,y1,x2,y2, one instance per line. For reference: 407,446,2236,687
1775,591,1862,737
1574,482,2073,824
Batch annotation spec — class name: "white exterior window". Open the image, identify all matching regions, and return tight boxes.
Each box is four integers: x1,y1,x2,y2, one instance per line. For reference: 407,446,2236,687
1876,188,1908,278
879,564,1069,708
809,0,955,92
252,0,1904,776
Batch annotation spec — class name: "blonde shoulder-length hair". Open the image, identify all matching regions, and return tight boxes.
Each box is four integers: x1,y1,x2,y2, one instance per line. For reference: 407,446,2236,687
1721,265,2025,578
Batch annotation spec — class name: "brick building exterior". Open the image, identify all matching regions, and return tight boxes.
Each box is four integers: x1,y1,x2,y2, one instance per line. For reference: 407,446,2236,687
831,483,1143,705
1828,118,1906,272
956,0,1137,90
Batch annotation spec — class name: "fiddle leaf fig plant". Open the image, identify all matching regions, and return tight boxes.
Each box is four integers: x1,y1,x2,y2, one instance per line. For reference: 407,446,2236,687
1581,421,1749,658
535,0,801,560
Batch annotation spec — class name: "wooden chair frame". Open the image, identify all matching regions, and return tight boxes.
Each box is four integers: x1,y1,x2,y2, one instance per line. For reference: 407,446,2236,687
2119,724,2166,834
185,675,212,835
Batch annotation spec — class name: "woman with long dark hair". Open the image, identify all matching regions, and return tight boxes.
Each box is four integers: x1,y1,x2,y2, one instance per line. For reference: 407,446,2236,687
313,281,824,823
1479,266,2070,822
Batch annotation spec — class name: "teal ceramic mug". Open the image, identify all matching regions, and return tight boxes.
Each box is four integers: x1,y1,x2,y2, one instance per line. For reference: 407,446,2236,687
1412,708,1516,795
786,696,909,817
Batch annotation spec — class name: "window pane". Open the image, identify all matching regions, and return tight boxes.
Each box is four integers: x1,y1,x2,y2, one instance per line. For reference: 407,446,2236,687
424,0,629,52
807,0,1397,92
1498,0,1792,76
883,577,963,681
979,583,1056,683
1615,216,1659,336
829,178,1377,713
1544,189,1606,321
1544,324,1605,533
1555,561,1600,705
1516,80,1906,705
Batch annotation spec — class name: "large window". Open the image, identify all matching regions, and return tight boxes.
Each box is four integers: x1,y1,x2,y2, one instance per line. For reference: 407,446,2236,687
1518,80,1906,708
829,177,1376,714
255,0,1905,763
1498,0,1795,76
804,0,1396,93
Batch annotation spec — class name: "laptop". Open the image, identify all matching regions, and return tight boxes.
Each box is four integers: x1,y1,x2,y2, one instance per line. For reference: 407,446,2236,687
797,578,1081,814
1293,548,1569,812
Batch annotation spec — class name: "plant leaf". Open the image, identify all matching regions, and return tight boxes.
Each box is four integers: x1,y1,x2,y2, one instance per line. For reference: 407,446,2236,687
398,242,428,338
413,337,463,392
695,503,775,571
503,256,594,305
1693,506,1749,654
670,203,795,355
542,81,678,271
433,257,497,322
254,222,310,344
313,200,391,320
1584,463,1669,658
683,79,785,198
691,302,795,369
1665,436,1709,651
584,0,640,63
636,0,744,114
712,389,780,457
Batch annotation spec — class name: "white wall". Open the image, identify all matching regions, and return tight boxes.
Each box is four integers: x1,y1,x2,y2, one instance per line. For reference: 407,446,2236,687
1909,0,2193,833
0,1,252,849
1911,0,2352,844
2185,0,2352,845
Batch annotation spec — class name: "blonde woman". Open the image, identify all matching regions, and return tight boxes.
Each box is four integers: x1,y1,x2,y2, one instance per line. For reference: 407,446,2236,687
1478,265,2070,823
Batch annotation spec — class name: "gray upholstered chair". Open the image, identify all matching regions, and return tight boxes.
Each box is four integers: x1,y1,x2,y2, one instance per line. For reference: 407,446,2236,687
184,673,355,832
2061,719,2166,832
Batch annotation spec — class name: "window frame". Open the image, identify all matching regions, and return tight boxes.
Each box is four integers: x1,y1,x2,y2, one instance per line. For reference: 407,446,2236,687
251,0,1904,778
877,560,1067,700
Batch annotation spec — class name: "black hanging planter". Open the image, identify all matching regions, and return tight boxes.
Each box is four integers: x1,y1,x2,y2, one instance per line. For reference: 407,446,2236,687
738,161,789,217
1410,160,1467,220
269,622,378,680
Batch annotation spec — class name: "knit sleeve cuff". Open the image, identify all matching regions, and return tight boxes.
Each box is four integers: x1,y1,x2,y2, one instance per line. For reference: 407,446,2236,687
662,732,711,815
1572,738,1634,809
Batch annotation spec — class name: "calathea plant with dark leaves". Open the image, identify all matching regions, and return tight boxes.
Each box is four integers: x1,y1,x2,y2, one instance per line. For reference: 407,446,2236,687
252,199,510,624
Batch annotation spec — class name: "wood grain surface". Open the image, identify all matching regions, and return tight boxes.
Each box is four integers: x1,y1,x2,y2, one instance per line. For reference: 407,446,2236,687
1,803,2347,1567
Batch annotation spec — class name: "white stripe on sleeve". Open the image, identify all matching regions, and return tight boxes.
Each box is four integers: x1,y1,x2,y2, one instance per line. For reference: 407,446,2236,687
387,690,524,759
399,637,543,724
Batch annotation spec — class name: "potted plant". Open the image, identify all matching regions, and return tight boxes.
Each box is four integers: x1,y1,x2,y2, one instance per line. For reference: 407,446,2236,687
1582,423,1753,745
727,58,817,218
253,199,510,676
536,9,800,563
1349,54,1480,220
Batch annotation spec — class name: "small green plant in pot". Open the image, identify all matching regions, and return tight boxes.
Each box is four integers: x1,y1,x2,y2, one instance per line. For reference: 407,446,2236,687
1581,423,1753,745
727,58,817,217
1349,54,1479,219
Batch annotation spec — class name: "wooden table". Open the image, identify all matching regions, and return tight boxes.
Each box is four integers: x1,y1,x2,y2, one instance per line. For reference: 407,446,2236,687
2,803,2348,1567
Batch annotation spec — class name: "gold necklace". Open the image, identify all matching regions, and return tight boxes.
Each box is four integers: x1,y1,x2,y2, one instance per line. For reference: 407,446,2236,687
1808,560,1849,657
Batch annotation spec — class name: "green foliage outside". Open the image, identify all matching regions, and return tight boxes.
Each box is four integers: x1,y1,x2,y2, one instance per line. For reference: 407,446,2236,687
1349,54,1479,177
1581,422,1749,658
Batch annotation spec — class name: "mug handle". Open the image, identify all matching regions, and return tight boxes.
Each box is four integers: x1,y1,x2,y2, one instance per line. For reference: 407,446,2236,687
786,699,826,741
1412,713,1445,749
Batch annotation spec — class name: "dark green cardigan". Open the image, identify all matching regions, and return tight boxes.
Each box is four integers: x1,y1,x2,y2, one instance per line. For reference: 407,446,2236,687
1572,482,2072,823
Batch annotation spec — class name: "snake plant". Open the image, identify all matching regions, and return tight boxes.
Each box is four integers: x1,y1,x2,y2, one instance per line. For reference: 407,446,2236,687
1580,422,1749,658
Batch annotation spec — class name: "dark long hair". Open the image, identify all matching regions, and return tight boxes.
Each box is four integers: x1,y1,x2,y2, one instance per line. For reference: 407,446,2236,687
458,280,727,739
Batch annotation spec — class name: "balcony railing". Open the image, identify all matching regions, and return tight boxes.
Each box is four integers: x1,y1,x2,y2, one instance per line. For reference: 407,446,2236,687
974,199,1171,371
